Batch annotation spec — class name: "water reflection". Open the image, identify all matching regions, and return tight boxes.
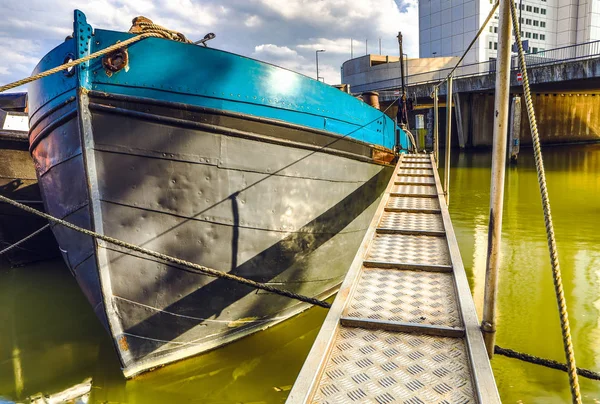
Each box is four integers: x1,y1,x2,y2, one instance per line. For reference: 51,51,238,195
1,144,600,403
448,144,600,402
0,260,329,404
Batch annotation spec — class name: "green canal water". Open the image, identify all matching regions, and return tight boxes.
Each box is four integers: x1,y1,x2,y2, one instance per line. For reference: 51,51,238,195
1,144,599,403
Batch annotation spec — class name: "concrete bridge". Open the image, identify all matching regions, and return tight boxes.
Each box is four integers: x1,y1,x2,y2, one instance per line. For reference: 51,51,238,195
348,41,600,148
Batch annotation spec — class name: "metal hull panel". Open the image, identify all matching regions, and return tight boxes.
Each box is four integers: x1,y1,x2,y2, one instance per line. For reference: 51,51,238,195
30,94,394,376
0,140,58,265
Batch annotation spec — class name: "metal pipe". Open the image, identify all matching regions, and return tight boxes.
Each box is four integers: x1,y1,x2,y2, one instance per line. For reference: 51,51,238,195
443,75,453,204
315,51,319,80
482,0,513,358
397,32,406,97
433,86,439,168
316,49,325,81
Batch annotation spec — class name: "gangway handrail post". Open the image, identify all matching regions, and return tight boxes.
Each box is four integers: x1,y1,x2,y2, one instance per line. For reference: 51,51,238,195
443,75,452,204
482,0,512,358
433,86,439,168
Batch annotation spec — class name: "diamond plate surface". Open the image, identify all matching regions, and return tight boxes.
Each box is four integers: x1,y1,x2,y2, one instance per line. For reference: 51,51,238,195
312,327,475,403
345,268,462,327
402,163,432,169
398,168,434,176
386,196,440,212
396,176,435,185
366,234,451,266
391,184,437,196
403,158,430,163
379,211,444,233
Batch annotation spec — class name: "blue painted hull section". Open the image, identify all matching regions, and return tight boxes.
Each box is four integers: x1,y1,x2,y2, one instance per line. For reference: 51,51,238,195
28,20,406,151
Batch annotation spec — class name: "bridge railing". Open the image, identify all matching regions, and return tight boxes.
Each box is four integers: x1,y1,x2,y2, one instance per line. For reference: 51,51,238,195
358,39,600,93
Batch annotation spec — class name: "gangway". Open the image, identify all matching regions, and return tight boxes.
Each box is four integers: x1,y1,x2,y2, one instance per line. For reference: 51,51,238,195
287,154,500,403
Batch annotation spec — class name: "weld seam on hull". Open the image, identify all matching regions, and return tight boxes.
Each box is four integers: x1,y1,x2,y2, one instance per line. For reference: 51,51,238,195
47,202,89,224
29,107,78,152
98,199,369,235
89,90,373,138
121,283,340,378
37,151,82,177
88,103,390,166
114,295,290,323
92,144,368,183
29,93,77,133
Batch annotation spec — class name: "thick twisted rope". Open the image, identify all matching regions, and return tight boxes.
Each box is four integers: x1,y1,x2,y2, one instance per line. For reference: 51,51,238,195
0,16,194,94
0,223,50,256
495,346,600,381
129,17,192,43
0,194,331,308
509,1,581,402
0,32,162,94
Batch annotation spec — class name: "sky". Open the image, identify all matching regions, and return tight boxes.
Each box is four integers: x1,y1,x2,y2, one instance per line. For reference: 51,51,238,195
0,0,418,91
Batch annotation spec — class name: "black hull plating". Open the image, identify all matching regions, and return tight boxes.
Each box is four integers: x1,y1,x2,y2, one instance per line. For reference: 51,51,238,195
0,139,58,265
30,92,394,376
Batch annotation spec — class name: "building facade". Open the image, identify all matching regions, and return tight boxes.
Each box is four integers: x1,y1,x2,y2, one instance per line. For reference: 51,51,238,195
419,0,600,64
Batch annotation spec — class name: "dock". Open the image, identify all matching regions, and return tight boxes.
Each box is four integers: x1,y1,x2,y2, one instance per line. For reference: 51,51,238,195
287,154,500,403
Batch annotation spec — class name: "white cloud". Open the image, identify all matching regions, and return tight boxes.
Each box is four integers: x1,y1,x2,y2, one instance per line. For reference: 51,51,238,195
244,15,262,28
254,44,299,59
0,0,418,88
297,38,354,54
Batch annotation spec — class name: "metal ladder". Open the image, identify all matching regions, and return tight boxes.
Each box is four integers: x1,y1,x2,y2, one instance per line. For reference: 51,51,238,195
287,154,500,403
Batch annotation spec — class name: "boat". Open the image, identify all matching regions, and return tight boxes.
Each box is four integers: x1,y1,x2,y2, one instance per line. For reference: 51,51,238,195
27,10,409,377
0,93,57,265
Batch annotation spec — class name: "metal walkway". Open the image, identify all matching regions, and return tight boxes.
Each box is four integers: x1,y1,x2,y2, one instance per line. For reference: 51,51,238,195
287,154,500,403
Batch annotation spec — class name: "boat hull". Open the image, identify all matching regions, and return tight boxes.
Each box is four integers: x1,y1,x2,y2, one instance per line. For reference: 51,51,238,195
0,97,58,265
29,91,394,376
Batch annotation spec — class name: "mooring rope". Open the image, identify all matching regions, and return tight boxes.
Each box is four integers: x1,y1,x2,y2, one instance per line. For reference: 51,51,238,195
0,223,50,256
0,194,331,308
0,17,192,94
495,346,600,381
404,128,418,151
0,14,591,395
0,33,158,94
508,1,581,402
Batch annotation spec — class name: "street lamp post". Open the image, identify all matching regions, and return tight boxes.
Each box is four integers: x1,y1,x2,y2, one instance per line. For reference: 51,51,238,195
316,49,325,82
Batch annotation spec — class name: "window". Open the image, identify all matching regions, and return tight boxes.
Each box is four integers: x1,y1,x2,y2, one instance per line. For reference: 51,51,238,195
520,17,524,23
494,42,498,50
533,33,538,39
541,21,546,28
489,41,493,49
526,18,531,25
540,34,545,40
526,5,532,11
532,47,538,53
541,8,546,15
533,20,539,26
490,26,493,32
534,7,539,13
520,3,524,9
539,48,545,52
494,26,498,33
526,32,532,38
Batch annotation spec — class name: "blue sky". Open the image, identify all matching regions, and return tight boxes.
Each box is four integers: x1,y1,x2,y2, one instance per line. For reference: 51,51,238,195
0,0,418,91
